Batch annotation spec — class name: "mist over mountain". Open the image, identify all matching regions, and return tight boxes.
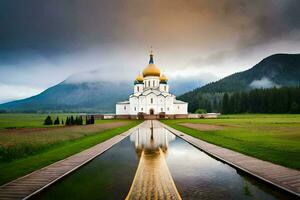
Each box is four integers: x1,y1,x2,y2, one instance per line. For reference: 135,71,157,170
0,70,204,113
197,54,300,93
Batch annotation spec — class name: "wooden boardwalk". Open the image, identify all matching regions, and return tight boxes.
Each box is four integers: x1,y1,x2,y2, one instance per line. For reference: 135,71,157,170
126,149,181,200
0,122,145,200
158,120,300,197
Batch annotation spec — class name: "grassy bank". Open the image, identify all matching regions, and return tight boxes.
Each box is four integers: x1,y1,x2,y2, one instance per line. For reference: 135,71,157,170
0,119,141,185
162,114,300,169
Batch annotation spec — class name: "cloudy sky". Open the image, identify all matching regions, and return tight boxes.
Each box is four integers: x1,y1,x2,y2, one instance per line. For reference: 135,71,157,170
0,0,300,103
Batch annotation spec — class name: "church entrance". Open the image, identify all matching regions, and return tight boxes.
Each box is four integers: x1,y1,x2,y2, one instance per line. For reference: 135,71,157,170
149,109,154,115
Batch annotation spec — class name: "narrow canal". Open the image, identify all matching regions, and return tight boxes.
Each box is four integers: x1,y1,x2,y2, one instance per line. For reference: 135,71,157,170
32,121,294,200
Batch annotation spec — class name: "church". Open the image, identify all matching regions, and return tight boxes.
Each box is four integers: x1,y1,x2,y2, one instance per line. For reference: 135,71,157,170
116,51,188,118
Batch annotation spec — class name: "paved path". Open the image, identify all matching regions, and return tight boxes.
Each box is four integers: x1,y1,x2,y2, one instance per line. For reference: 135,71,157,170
158,120,300,197
126,149,181,200
0,122,145,200
126,120,181,200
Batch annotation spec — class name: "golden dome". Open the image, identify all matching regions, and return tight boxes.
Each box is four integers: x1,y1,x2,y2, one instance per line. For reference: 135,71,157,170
160,74,168,82
135,74,144,82
142,53,161,77
143,64,161,77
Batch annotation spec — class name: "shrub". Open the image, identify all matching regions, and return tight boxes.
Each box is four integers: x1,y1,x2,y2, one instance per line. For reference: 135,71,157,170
195,109,207,114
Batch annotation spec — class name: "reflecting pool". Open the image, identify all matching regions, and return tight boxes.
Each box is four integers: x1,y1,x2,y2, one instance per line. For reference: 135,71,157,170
31,124,294,200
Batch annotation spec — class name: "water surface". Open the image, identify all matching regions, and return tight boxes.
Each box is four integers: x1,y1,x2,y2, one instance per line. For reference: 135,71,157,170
32,126,294,200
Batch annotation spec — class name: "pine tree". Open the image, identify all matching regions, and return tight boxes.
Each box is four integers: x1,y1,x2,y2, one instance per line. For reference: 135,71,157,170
66,117,70,126
70,116,74,125
290,102,299,113
86,116,90,125
43,116,53,125
91,115,95,124
79,116,83,125
54,117,60,125
222,93,229,114
75,116,79,125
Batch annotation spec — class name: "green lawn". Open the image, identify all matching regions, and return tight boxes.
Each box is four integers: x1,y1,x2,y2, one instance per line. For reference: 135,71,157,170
0,113,120,129
0,113,141,185
162,114,300,170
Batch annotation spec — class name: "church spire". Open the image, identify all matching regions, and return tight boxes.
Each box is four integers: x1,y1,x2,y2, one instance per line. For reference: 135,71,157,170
149,47,154,64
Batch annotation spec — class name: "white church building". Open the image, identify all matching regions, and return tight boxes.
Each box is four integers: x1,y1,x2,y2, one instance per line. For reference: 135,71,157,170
116,51,188,118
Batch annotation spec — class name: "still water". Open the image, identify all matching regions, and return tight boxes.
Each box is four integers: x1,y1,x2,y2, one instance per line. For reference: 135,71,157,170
32,124,293,200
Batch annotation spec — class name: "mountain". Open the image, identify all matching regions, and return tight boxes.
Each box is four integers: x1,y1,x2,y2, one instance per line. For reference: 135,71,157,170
184,53,300,94
179,53,300,113
197,54,300,93
0,74,203,113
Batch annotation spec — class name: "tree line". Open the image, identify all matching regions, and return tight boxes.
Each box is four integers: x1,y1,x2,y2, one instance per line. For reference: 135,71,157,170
44,115,95,126
222,87,300,114
179,86,300,114
179,92,222,113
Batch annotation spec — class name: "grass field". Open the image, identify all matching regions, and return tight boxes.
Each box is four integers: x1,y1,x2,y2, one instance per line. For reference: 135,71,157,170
0,113,141,185
0,113,117,129
162,114,300,170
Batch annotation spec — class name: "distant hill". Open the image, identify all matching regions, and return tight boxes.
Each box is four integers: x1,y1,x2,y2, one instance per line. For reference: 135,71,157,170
196,54,300,93
0,81,130,113
179,53,300,112
0,73,203,113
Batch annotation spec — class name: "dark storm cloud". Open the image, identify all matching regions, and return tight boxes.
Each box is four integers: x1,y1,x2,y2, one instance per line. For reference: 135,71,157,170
231,0,300,50
0,0,300,102
1,0,299,54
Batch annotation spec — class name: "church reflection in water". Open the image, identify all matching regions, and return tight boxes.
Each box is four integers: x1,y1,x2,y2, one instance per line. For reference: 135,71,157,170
127,126,181,199
130,127,176,154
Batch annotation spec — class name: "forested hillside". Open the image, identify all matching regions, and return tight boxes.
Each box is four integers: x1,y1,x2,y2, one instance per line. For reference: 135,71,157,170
222,87,300,114
179,54,300,113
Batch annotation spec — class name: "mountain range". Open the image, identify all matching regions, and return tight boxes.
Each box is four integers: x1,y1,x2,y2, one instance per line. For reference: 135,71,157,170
0,75,203,113
0,53,299,113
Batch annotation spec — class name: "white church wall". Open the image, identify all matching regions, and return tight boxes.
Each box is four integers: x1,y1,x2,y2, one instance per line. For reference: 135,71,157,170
157,96,165,113
165,96,174,114
174,103,188,114
116,104,130,115
145,93,158,114
129,97,138,114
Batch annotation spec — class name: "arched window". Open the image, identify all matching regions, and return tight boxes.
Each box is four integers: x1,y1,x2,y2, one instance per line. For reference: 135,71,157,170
161,108,163,112
151,98,153,104
153,80,155,87
137,86,139,92
124,106,126,110
148,81,150,87
164,86,166,91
